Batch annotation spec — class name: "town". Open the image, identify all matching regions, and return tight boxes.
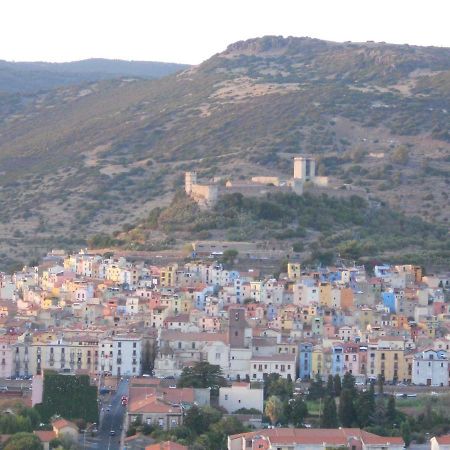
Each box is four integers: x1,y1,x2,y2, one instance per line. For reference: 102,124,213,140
0,248,449,449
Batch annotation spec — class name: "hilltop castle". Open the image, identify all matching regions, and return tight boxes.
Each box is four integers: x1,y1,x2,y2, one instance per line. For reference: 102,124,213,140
185,156,328,207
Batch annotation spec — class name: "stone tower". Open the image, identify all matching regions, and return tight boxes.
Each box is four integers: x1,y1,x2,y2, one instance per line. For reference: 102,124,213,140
185,171,197,195
294,157,316,181
228,307,247,349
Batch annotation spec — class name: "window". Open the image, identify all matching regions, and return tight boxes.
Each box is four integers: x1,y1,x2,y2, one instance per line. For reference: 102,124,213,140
224,394,228,400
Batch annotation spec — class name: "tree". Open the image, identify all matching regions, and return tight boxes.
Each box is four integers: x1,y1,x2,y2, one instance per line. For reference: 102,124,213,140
178,362,227,395
321,396,338,428
342,372,356,395
339,388,356,427
184,405,222,436
206,416,246,450
59,434,81,450
264,373,293,401
377,374,384,395
401,420,411,447
391,146,409,165
326,375,335,397
285,396,308,427
355,384,375,428
141,339,157,374
36,371,98,423
265,396,284,426
387,395,397,424
220,249,238,266
371,397,388,431
3,432,43,450
333,374,342,396
308,373,325,400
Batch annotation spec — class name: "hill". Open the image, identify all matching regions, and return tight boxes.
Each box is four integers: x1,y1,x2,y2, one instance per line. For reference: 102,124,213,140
0,36,448,269
0,58,189,93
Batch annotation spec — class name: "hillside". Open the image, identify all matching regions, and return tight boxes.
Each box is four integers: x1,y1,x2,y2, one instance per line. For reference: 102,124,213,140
0,36,449,269
0,58,189,93
91,191,449,269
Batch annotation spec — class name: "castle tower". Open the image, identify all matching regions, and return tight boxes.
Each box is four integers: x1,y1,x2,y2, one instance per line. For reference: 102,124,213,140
185,171,197,195
229,307,247,349
294,157,316,181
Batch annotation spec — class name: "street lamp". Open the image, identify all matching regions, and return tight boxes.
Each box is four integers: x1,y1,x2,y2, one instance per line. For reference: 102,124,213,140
83,422,97,450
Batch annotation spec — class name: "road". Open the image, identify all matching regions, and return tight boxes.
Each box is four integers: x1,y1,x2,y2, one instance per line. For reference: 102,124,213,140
83,379,129,450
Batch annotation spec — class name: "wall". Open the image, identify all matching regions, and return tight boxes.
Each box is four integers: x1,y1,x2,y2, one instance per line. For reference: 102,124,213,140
219,385,263,413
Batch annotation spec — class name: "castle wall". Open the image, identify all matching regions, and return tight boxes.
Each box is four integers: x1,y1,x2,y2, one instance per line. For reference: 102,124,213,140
251,176,281,186
191,184,219,206
313,176,328,187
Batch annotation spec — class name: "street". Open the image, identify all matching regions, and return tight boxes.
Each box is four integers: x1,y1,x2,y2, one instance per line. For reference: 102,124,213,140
83,378,129,450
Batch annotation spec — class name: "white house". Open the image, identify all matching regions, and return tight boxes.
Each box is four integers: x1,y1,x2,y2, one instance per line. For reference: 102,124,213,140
219,382,263,413
250,354,296,381
111,335,142,377
431,435,450,450
412,349,448,387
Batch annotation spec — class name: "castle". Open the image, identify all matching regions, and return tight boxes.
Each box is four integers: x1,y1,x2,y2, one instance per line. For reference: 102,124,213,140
185,156,328,207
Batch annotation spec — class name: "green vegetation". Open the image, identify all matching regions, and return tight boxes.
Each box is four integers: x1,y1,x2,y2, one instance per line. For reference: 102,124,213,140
36,371,98,423
0,406,41,434
177,362,227,396
114,191,449,267
3,432,43,450
127,405,246,450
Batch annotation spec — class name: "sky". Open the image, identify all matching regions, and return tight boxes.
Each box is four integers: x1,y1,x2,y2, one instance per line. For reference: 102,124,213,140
1,0,450,64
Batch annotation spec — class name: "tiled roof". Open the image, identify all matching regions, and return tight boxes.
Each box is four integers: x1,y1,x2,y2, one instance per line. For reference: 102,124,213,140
53,418,78,430
436,434,450,444
145,441,188,450
34,430,57,442
229,428,404,446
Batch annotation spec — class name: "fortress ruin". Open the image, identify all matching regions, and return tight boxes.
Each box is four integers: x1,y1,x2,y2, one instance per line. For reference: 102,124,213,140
185,156,328,207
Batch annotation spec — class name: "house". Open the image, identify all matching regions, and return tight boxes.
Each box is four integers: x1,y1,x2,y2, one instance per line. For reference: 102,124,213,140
431,435,450,449
126,390,183,431
34,430,57,450
146,442,188,450
219,382,263,413
250,354,296,381
412,349,449,386
228,428,405,450
52,418,79,440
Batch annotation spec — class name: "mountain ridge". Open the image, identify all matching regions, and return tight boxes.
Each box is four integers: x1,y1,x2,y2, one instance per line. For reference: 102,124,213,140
0,58,189,93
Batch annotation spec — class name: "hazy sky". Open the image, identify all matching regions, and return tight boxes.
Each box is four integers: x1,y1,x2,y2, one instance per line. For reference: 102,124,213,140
2,0,450,64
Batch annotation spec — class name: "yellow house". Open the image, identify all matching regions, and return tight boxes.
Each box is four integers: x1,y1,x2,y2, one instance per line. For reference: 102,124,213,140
357,307,374,329
319,283,332,307
311,346,324,377
287,263,301,280
160,264,178,288
106,264,121,283
367,339,407,382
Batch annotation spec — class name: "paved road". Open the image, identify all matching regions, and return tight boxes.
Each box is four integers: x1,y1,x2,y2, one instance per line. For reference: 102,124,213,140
83,379,129,450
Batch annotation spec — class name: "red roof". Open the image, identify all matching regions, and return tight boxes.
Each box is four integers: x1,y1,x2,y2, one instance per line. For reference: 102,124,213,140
52,418,78,431
145,441,188,450
436,435,450,444
34,430,57,442
229,428,405,446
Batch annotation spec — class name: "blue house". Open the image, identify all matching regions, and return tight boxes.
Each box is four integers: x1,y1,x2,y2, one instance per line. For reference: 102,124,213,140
382,291,396,313
331,344,344,376
298,343,313,379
